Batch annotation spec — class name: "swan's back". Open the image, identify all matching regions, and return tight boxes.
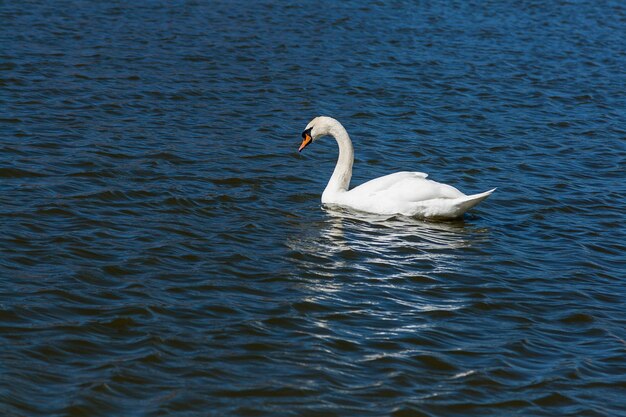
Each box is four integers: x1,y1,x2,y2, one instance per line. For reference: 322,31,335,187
348,171,463,201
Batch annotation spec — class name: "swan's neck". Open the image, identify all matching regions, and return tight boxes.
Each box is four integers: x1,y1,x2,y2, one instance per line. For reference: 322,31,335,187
322,123,354,203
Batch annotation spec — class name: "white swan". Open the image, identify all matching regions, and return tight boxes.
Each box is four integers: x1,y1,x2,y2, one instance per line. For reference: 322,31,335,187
298,116,495,219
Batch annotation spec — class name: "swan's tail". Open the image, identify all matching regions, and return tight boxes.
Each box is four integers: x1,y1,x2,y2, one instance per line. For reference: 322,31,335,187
452,188,496,217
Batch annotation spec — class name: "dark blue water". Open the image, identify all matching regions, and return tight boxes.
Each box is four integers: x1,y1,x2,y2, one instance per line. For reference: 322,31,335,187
2,1,626,416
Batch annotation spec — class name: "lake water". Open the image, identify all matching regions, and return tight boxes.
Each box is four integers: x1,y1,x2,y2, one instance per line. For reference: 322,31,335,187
2,1,626,416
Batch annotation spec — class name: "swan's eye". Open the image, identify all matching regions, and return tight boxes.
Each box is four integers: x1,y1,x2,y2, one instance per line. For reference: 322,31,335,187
301,127,312,139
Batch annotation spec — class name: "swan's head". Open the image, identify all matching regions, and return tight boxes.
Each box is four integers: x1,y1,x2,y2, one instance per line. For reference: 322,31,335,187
299,116,339,152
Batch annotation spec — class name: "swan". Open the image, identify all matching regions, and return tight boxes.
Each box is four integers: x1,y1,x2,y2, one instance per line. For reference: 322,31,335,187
298,116,495,219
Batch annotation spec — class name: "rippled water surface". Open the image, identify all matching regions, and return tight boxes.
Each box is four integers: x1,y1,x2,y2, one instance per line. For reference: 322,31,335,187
2,1,626,416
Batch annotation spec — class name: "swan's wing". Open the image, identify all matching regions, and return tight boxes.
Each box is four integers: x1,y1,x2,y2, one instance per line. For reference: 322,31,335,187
349,171,428,195
349,171,463,203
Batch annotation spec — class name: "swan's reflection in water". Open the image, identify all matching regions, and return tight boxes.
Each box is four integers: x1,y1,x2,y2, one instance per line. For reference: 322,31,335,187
284,208,491,342
280,208,495,369
285,207,492,313
288,206,489,280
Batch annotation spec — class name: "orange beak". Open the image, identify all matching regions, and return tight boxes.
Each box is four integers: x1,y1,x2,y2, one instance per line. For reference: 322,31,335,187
299,133,312,152
299,128,313,152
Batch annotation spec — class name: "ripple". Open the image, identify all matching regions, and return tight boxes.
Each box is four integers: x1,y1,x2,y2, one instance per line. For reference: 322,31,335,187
0,168,45,178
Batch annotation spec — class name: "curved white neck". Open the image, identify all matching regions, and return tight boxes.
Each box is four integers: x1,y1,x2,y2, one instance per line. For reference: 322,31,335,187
322,122,354,202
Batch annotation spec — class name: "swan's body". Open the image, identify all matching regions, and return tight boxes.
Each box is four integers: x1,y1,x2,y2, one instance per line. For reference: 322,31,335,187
299,116,495,219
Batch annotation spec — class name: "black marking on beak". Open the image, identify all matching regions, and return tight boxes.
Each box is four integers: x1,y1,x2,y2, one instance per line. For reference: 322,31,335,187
301,127,312,139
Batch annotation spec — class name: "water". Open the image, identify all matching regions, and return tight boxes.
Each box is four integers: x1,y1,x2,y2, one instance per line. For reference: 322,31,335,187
2,0,626,415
